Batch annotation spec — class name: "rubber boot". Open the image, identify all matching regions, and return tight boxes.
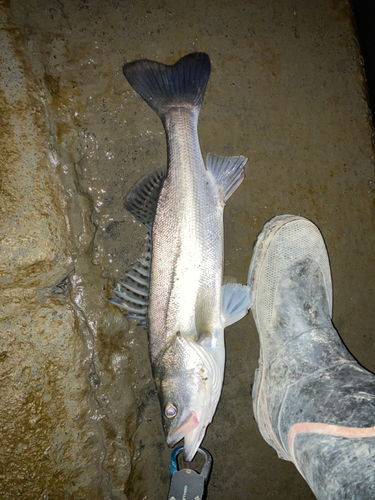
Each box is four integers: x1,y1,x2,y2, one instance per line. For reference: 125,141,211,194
248,215,375,500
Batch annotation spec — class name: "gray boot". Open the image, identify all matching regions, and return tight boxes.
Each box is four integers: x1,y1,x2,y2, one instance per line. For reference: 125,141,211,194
248,215,375,500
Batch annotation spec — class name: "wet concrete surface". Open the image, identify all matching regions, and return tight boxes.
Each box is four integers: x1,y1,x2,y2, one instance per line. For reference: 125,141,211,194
1,0,375,498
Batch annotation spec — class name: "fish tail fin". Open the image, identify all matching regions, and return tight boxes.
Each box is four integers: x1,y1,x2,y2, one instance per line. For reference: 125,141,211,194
123,52,211,119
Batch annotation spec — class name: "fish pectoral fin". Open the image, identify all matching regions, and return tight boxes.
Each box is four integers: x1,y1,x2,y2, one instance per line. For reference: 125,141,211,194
124,165,167,231
221,283,252,328
206,153,248,202
195,284,215,342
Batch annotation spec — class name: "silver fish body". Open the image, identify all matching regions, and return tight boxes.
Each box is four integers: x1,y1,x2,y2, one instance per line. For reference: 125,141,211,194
110,53,251,461
150,105,223,360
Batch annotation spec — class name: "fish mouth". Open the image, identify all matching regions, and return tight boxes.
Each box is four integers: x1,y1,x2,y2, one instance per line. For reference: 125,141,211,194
166,410,199,448
167,408,211,462
183,424,207,462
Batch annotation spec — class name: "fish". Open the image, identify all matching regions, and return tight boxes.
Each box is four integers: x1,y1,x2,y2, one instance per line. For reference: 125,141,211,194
109,52,252,461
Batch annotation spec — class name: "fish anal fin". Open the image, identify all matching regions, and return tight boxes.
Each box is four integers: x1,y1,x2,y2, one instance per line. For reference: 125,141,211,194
124,166,167,230
221,283,252,328
206,153,248,203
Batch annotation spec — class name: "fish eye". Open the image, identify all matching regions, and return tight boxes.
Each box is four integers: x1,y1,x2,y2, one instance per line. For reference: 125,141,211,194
165,403,177,418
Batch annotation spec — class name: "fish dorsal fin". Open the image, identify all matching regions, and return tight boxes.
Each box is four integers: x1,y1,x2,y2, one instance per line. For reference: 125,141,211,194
123,165,167,231
109,234,151,327
195,284,216,342
206,153,248,202
221,283,252,328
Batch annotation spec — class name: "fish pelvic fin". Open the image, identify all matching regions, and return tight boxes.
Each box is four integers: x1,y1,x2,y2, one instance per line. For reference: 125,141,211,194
221,283,252,328
206,153,248,203
109,234,151,327
123,52,211,119
124,165,167,231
